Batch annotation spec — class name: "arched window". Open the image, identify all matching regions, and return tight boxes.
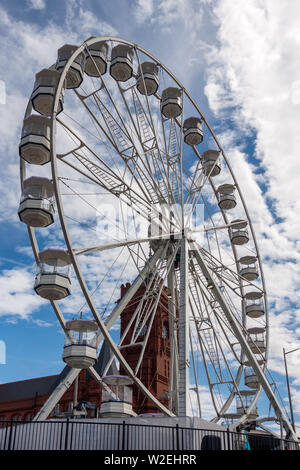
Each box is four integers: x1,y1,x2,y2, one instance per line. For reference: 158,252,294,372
162,323,168,339
11,415,22,422
0,415,7,425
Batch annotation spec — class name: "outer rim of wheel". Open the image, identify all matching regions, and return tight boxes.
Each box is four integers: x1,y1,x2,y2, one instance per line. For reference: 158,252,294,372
21,35,268,423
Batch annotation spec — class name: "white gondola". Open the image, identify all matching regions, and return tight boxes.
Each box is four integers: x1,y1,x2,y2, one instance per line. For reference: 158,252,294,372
239,255,259,281
56,44,85,89
160,87,182,119
247,327,266,353
110,45,134,82
148,220,172,257
136,61,159,95
244,367,259,389
183,117,203,146
85,41,108,77
243,357,265,367
62,319,98,369
18,177,54,227
244,291,265,318
216,184,236,210
99,375,135,418
19,115,51,165
31,68,63,116
236,390,258,418
201,149,221,176
34,249,71,300
230,219,249,245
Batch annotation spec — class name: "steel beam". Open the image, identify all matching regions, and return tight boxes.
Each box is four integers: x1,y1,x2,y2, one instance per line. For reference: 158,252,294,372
178,237,190,416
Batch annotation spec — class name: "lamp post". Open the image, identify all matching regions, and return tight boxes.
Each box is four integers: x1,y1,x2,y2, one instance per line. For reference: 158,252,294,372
283,346,300,432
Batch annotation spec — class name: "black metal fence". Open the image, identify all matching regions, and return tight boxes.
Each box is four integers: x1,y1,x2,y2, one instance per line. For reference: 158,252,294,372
0,419,298,451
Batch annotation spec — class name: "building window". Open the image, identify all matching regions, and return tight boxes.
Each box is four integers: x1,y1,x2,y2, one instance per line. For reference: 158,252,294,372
11,415,22,422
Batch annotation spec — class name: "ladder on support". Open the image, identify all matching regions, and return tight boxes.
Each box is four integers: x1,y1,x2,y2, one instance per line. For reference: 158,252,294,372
132,89,154,147
74,152,127,195
95,96,133,153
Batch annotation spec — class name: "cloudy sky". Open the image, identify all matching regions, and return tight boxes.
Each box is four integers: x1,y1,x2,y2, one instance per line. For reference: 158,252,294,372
0,0,300,430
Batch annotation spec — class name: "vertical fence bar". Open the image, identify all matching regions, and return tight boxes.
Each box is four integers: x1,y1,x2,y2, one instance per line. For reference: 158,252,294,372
64,418,69,450
176,423,179,450
122,420,126,451
226,428,231,450
3,421,9,450
7,422,14,450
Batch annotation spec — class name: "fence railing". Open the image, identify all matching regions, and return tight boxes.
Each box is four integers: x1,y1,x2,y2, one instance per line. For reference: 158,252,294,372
0,419,298,451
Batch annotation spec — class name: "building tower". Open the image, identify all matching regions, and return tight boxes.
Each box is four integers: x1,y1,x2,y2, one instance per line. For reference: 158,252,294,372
119,281,171,415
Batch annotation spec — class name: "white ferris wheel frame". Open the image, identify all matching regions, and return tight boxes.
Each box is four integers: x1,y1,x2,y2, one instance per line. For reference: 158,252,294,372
18,36,297,441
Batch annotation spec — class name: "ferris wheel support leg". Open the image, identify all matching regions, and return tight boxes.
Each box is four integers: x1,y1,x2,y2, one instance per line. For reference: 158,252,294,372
32,368,80,421
178,237,191,417
168,264,179,413
193,245,298,442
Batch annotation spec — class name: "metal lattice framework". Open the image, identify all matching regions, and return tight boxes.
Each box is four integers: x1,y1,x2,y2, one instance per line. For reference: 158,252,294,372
18,36,297,440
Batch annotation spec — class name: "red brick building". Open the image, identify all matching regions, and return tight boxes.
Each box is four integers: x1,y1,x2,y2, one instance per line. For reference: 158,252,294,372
120,281,171,414
0,281,171,421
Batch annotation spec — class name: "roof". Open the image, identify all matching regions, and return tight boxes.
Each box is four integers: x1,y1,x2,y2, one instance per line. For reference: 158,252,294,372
0,340,118,403
0,375,61,403
91,339,118,377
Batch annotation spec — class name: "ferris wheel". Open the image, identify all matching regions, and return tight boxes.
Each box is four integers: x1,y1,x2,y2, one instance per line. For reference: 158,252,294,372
17,36,296,439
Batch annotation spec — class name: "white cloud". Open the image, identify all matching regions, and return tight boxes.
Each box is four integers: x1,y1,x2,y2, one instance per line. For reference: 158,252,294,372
32,318,53,327
0,268,46,319
65,0,118,38
135,0,154,24
27,0,46,10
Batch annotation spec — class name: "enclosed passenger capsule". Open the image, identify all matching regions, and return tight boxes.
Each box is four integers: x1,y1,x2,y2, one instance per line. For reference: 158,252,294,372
85,41,108,77
160,87,182,119
56,44,85,89
19,115,51,165
18,177,54,227
99,375,135,418
31,68,63,116
110,45,134,82
62,319,98,369
136,62,159,95
217,184,236,210
244,367,259,389
243,357,265,367
236,391,258,419
230,219,249,245
201,150,221,177
239,255,259,281
147,220,172,257
34,249,71,300
244,291,265,318
247,327,266,353
183,117,203,146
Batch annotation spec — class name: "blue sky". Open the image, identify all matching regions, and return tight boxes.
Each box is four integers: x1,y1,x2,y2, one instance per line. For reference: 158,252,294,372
0,0,300,431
